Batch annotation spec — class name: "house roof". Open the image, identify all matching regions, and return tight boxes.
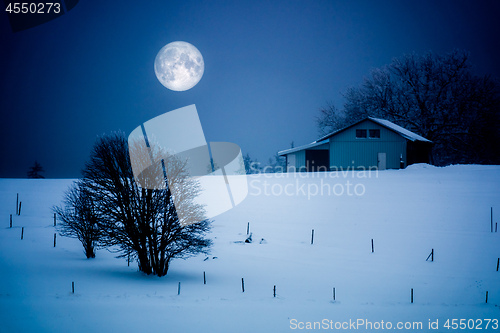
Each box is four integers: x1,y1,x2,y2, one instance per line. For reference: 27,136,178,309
367,117,431,142
278,140,328,156
279,117,432,156
316,117,432,143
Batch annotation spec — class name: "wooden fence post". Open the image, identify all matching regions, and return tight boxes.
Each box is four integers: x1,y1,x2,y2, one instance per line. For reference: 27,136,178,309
426,249,434,261
491,207,493,233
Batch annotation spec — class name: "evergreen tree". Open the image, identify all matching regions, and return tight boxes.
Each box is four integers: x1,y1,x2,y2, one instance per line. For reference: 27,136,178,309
27,161,45,178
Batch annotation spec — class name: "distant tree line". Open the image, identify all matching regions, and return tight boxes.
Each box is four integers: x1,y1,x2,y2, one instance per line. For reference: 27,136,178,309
54,133,212,277
243,152,286,174
317,49,500,165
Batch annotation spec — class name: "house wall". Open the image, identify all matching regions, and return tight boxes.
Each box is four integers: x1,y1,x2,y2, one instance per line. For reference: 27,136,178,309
285,150,306,171
329,119,407,169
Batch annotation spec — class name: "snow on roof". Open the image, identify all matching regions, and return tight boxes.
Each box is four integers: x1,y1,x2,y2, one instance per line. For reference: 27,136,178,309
316,117,432,143
277,140,329,156
367,117,431,142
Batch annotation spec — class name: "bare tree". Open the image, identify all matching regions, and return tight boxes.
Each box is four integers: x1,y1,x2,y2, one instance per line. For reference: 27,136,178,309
54,181,101,258
80,132,211,277
318,50,500,165
316,102,351,137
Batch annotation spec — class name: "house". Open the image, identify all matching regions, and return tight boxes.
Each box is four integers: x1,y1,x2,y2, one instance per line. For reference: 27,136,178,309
278,117,432,171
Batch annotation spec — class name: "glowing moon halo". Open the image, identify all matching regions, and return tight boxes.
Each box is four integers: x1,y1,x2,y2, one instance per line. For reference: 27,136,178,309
154,41,204,91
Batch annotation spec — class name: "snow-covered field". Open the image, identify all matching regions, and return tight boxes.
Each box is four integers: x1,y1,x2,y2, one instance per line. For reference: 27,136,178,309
0,164,499,332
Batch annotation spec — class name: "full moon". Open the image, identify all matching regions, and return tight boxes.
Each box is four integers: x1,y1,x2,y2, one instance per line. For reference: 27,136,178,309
154,41,204,91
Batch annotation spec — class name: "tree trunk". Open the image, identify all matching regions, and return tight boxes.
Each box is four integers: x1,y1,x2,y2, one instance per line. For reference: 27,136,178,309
136,246,152,275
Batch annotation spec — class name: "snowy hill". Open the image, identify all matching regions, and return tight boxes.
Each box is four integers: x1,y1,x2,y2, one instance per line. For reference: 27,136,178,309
1,165,499,332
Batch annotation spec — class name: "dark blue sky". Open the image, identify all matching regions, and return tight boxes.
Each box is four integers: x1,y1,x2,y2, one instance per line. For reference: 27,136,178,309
1,0,499,178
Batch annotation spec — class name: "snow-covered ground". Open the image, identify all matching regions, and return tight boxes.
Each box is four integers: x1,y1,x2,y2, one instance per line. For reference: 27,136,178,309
0,164,499,332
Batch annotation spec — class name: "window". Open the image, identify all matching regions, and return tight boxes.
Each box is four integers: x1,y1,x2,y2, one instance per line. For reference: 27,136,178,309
356,129,367,138
369,129,380,138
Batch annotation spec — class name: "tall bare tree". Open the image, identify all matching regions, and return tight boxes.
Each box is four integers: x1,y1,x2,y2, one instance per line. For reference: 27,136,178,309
58,132,211,276
318,50,500,165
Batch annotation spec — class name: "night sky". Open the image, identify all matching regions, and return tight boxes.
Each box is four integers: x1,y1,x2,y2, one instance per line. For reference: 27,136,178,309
1,0,499,178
